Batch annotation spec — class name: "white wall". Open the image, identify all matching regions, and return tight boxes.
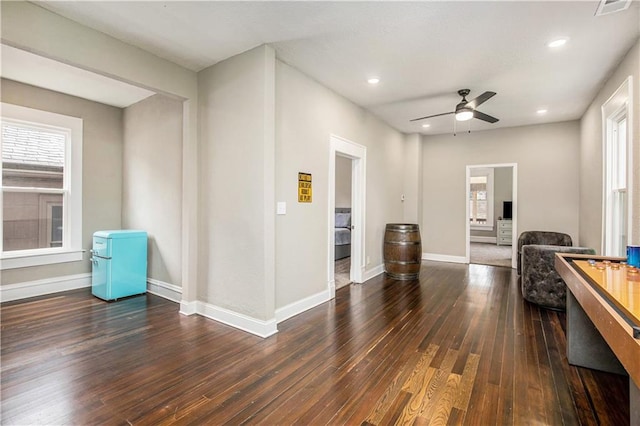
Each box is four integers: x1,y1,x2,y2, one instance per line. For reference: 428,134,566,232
1,79,123,286
335,156,352,208
580,39,640,250
198,45,276,321
495,167,514,221
275,60,407,309
1,1,199,302
123,94,183,287
403,133,422,224
422,121,581,257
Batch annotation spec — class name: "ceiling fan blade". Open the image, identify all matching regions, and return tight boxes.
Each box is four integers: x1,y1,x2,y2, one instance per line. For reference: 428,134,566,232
409,111,454,122
467,91,496,109
473,110,499,123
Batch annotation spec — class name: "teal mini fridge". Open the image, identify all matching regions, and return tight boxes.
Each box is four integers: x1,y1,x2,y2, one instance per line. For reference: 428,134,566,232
90,230,147,301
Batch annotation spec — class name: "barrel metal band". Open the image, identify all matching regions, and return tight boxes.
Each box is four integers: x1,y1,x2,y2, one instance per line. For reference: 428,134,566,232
385,241,421,246
385,259,421,265
386,271,420,280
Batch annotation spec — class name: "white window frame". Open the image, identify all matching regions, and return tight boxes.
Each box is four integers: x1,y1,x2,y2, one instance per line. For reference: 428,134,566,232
1,103,83,269
601,76,633,256
470,167,494,231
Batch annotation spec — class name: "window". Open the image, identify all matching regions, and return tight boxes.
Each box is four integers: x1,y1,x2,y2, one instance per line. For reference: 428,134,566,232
1,103,82,269
469,168,494,229
602,77,632,257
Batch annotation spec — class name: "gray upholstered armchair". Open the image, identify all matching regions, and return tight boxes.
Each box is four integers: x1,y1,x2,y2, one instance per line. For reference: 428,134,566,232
521,244,596,310
517,231,572,275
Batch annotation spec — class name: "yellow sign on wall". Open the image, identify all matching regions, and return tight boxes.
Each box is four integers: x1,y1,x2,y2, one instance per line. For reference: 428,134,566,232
298,172,312,203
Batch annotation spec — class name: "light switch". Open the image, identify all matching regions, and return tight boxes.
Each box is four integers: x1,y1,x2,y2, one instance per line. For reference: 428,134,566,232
277,202,287,215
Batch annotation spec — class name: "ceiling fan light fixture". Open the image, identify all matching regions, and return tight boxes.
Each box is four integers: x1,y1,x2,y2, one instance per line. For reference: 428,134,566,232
455,108,473,121
410,89,498,125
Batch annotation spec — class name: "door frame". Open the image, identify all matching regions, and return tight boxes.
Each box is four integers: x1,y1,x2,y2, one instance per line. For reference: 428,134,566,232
465,163,518,269
328,134,366,296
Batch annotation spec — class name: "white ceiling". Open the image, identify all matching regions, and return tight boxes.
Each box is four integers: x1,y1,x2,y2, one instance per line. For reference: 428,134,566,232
17,1,640,135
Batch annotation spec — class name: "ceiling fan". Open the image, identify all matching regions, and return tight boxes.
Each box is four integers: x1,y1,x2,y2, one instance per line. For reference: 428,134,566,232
410,89,499,124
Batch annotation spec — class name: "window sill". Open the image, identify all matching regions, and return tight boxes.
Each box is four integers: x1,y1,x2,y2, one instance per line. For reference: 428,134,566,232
471,225,494,231
1,249,84,270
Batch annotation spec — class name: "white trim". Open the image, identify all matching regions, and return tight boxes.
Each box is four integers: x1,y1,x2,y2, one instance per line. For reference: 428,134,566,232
1,249,83,269
328,135,367,294
363,263,385,282
0,272,90,302
470,236,497,244
601,76,633,255
275,288,331,323
422,253,468,264
146,278,182,303
629,78,635,245
179,300,197,316
0,272,183,304
194,301,278,338
511,166,518,269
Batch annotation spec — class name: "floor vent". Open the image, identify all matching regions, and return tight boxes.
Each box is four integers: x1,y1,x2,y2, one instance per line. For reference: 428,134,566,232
595,0,633,16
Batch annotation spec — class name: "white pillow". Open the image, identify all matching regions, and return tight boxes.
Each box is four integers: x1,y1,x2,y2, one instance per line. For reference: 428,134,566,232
335,212,351,228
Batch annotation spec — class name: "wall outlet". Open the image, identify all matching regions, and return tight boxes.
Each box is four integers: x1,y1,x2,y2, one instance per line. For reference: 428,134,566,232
366,256,370,265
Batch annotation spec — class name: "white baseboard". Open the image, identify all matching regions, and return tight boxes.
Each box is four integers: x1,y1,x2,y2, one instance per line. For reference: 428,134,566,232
422,253,468,264
179,300,197,316
470,236,497,244
194,301,278,338
146,278,181,303
328,279,336,294
363,264,385,282
0,273,91,303
276,289,331,323
0,273,183,304
182,290,332,338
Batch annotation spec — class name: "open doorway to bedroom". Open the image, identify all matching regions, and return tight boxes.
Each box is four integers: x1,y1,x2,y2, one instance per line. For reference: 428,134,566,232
334,155,352,289
328,135,366,297
466,163,518,269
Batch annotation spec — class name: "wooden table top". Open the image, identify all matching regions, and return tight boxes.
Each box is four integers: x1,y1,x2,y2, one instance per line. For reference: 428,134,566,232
573,259,640,327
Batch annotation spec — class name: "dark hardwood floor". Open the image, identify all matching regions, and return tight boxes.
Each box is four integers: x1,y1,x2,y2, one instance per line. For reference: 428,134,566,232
1,261,629,425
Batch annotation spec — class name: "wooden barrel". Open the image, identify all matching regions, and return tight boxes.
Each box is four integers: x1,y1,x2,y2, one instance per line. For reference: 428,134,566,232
384,224,422,280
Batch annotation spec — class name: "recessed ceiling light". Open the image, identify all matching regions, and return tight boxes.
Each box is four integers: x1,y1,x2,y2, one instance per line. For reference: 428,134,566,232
537,109,548,115
547,38,568,48
422,124,430,128
367,77,380,85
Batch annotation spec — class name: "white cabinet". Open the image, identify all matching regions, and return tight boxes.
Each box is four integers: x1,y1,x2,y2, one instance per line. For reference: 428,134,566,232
497,220,512,246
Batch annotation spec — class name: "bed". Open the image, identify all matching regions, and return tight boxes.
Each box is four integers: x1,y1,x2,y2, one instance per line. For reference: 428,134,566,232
335,208,351,260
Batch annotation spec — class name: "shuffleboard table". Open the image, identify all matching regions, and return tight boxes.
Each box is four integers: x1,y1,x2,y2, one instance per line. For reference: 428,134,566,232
555,253,639,424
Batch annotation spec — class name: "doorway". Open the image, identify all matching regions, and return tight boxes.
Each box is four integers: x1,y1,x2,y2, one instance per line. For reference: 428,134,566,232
328,135,366,297
466,163,518,268
334,155,353,289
